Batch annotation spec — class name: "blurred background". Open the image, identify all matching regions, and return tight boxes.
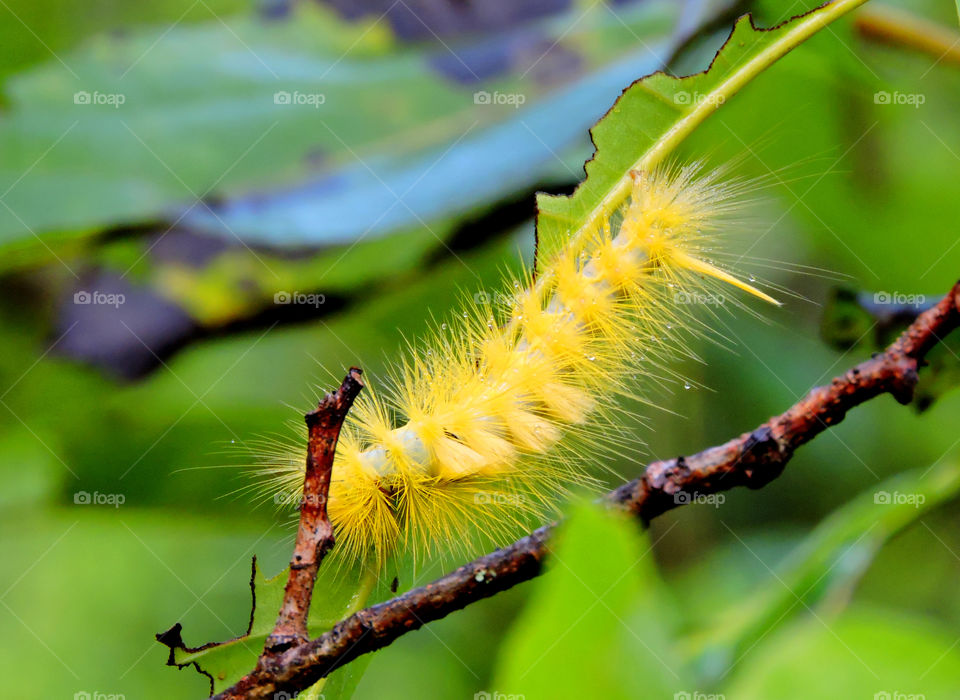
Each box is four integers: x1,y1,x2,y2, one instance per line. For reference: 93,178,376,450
2,0,960,697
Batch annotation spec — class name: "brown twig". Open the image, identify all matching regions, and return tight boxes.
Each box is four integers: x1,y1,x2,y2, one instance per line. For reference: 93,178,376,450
266,367,363,651
213,281,960,699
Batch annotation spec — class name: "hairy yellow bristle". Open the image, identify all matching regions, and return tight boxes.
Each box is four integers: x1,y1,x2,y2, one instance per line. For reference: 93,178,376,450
257,162,780,569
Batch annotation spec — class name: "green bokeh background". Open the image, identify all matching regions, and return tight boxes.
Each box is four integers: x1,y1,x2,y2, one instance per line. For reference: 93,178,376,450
2,0,960,698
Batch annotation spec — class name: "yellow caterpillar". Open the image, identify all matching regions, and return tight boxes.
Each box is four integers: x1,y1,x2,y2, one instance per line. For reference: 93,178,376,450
262,162,778,568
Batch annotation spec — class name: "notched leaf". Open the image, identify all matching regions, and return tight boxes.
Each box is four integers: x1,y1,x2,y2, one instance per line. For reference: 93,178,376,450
156,556,267,695
534,3,867,272
157,555,370,696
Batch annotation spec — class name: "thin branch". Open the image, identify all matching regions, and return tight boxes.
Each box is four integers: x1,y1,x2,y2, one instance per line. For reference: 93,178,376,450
266,367,364,650
214,280,960,699
855,4,960,68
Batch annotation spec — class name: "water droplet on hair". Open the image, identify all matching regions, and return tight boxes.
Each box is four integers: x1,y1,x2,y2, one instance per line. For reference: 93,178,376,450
683,381,691,390
441,323,447,330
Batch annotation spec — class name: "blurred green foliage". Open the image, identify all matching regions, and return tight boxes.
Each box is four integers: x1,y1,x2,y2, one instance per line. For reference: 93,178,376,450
2,0,960,698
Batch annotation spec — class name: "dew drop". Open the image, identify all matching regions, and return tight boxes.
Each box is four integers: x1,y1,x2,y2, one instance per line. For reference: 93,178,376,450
441,323,447,330
683,381,692,390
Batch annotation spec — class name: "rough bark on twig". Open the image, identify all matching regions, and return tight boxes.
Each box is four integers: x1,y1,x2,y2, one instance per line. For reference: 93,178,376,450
266,367,363,650
213,281,960,700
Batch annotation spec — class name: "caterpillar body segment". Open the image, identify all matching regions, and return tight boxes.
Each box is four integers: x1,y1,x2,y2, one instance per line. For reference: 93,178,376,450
266,163,778,568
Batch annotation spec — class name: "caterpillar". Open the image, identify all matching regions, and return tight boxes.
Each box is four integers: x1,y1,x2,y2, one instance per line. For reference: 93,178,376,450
260,161,779,569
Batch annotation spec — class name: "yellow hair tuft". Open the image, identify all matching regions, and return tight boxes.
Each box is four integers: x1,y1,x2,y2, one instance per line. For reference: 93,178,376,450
256,162,781,571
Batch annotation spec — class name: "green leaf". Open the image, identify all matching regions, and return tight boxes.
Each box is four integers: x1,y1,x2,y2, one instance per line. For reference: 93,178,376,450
149,225,444,326
685,460,960,683
0,0,714,255
491,501,687,699
534,0,870,273
725,606,960,698
157,558,375,696
0,0,247,82
318,653,374,700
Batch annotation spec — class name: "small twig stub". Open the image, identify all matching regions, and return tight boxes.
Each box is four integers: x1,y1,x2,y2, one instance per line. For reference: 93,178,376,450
266,367,363,651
